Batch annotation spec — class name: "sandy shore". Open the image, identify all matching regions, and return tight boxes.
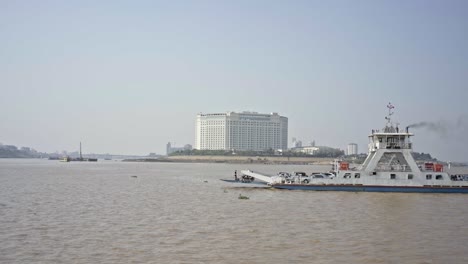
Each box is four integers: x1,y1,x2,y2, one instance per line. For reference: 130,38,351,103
132,155,336,165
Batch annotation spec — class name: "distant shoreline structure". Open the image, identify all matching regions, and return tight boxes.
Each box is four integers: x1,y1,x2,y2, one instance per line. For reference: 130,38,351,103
121,155,468,166
123,155,335,165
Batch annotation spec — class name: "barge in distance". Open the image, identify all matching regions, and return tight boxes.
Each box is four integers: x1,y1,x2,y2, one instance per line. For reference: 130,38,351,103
241,104,468,193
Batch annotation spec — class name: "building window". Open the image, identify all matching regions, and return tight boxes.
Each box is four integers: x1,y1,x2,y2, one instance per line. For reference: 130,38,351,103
436,175,443,180
408,174,414,180
354,173,360,178
426,174,432,180
390,174,396,179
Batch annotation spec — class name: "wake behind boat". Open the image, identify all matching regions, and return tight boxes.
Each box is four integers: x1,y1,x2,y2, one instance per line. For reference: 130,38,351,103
240,104,468,193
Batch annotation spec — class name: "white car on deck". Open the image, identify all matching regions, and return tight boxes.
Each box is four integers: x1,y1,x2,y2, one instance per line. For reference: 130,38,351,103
292,172,311,183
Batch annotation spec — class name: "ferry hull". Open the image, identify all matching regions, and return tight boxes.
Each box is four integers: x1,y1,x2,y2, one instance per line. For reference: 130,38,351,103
271,184,468,193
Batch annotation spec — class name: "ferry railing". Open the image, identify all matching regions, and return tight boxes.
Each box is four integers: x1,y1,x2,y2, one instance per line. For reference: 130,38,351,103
375,165,412,172
378,143,412,149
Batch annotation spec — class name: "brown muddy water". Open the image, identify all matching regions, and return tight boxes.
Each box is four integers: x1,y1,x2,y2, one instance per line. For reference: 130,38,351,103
1,159,467,264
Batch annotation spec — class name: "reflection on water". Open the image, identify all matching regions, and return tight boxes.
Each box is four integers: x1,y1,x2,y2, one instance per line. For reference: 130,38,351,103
1,159,467,263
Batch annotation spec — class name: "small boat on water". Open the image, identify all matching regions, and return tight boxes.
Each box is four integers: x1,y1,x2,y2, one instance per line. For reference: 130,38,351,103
60,156,71,162
240,104,468,193
58,143,98,162
221,173,258,183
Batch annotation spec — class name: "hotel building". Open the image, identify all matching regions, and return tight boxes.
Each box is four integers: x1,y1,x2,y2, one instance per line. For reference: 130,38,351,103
195,112,288,151
347,143,358,155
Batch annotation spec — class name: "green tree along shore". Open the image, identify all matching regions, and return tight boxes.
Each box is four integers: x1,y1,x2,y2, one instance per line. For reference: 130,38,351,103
1,143,447,165
160,148,442,165
169,149,436,160
169,148,345,158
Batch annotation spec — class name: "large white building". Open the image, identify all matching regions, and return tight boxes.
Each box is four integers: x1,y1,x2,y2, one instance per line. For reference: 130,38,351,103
347,143,358,155
195,112,288,151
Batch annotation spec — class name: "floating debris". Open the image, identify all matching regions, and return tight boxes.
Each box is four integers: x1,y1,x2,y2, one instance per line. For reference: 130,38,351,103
238,194,249,200
204,180,208,183
131,175,138,178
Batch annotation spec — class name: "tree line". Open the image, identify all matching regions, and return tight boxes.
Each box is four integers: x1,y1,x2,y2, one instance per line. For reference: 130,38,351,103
169,148,345,158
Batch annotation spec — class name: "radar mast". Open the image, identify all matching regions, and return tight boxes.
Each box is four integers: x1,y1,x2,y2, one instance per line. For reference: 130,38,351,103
385,102,395,126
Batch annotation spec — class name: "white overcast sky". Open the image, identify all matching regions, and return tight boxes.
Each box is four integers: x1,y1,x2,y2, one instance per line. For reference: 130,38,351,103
1,0,467,161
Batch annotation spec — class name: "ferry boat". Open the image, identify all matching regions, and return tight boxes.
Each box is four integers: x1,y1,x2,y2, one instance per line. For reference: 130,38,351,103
241,104,468,193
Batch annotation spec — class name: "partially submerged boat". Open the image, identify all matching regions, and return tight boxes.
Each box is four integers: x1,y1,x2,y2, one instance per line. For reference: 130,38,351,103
241,105,468,193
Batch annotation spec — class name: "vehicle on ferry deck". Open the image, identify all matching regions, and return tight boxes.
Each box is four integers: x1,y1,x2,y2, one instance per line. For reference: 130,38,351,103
292,172,310,183
311,173,328,179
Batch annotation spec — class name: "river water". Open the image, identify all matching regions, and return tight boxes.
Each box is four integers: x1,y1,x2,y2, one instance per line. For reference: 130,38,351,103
1,159,467,264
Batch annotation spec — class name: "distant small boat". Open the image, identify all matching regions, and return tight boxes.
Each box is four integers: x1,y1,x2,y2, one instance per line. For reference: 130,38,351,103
58,143,98,162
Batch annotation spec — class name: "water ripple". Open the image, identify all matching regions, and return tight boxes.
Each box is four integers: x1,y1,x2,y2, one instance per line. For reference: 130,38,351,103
0,159,467,263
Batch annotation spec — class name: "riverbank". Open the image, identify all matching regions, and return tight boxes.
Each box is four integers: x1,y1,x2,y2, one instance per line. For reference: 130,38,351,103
123,155,336,165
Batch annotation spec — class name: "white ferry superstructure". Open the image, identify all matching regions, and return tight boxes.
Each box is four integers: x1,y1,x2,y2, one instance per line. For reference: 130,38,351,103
241,104,468,193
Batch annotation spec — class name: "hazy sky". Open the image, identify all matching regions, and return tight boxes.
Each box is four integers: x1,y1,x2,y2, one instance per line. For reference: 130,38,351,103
1,1,467,161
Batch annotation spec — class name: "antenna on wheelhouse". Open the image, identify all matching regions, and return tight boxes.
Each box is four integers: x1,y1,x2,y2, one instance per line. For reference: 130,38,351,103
383,103,398,133
385,102,395,124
